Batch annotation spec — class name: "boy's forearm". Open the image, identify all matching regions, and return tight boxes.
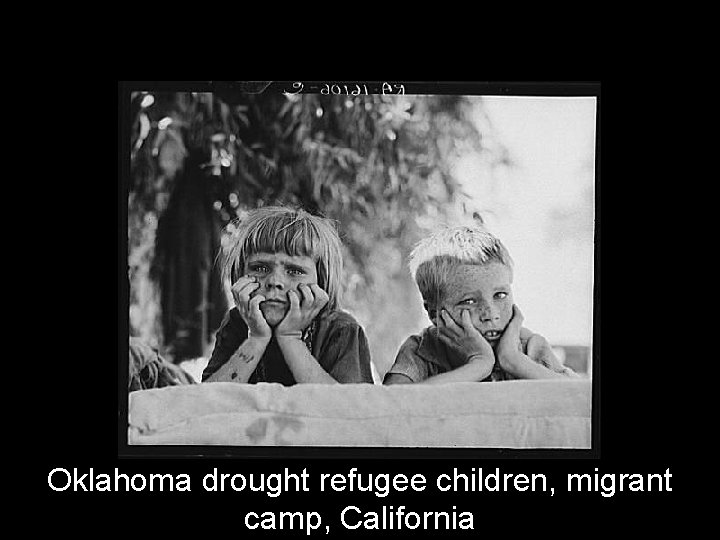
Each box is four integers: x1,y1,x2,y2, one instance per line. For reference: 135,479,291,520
500,353,566,380
276,336,338,384
204,337,269,383
421,355,494,384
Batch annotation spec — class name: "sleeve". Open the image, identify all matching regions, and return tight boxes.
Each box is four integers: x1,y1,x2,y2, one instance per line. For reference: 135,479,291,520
128,338,195,390
129,338,155,391
382,336,428,384
201,308,247,382
319,322,374,383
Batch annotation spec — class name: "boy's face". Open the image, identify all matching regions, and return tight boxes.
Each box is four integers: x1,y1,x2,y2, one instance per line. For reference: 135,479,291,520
244,252,319,326
428,262,514,344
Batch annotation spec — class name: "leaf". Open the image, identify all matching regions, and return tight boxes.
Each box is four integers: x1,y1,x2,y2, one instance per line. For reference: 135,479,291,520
237,112,250,128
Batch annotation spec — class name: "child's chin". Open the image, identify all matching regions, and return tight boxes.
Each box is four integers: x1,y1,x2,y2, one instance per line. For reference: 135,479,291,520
260,306,286,327
481,329,505,346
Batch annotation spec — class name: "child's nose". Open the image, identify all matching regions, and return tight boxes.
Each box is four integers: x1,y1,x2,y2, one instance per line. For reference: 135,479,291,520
478,304,499,322
264,269,287,290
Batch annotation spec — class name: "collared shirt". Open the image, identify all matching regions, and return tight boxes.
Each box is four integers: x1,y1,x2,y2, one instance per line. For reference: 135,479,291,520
383,326,576,383
201,308,374,385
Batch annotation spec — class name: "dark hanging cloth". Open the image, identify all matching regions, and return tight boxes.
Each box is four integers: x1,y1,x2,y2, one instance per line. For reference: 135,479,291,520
155,152,229,363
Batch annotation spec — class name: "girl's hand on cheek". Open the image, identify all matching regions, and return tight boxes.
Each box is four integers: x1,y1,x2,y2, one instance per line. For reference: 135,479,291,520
232,276,271,340
275,283,329,338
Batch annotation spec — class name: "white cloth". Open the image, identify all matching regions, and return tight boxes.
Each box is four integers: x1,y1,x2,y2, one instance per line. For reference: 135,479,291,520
128,379,591,448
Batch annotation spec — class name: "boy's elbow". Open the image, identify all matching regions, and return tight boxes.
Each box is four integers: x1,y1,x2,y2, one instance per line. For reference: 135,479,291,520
383,373,414,385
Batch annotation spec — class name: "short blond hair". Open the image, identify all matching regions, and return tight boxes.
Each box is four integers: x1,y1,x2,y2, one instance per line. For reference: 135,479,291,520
408,225,514,305
219,206,344,311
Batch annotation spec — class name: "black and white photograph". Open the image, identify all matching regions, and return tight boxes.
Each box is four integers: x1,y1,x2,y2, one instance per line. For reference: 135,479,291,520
123,81,597,450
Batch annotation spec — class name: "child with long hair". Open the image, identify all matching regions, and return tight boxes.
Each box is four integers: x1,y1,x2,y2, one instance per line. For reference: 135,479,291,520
202,206,373,385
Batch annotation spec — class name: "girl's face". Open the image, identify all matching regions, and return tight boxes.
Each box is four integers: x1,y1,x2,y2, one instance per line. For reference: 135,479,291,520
430,262,514,344
244,252,319,326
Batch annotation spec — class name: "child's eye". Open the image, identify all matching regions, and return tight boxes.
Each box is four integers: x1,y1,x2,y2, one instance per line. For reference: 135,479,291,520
249,264,269,273
459,298,476,305
287,268,306,276
495,292,508,299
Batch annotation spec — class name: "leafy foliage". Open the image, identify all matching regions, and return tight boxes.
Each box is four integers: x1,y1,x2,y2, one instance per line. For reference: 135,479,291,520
128,88,504,366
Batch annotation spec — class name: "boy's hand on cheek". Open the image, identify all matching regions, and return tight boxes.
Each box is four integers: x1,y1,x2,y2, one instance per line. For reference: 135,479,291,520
437,309,495,369
232,276,272,341
497,305,530,372
275,284,329,338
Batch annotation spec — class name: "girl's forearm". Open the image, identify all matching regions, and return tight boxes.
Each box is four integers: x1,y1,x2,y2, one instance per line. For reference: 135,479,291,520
276,336,338,384
204,337,269,383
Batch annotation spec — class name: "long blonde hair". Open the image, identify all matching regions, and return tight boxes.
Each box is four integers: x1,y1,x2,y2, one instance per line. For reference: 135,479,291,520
219,206,344,311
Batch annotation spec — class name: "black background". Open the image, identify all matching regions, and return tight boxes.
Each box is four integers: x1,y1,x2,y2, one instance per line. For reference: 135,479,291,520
34,80,684,536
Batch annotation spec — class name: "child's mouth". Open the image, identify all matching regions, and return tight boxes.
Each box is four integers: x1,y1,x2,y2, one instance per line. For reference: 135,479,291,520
262,299,287,306
482,330,502,340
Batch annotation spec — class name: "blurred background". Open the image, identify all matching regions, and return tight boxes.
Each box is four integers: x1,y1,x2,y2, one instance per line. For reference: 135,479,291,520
127,86,596,382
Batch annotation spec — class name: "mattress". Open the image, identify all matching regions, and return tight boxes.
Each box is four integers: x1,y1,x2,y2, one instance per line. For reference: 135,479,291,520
128,379,591,448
